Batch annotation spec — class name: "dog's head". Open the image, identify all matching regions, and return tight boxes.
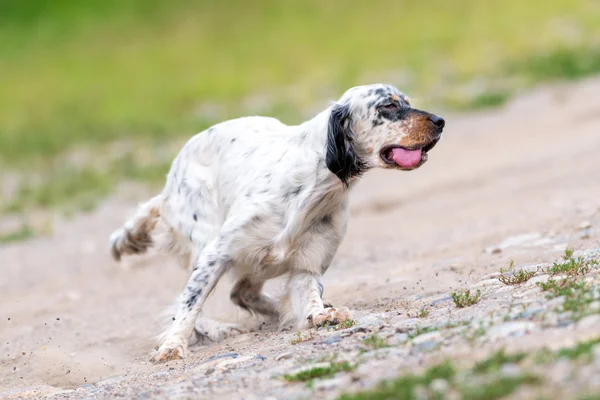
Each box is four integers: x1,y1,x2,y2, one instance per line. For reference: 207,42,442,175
326,84,444,184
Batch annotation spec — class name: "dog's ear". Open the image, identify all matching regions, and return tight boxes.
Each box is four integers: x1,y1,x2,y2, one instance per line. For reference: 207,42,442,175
326,103,365,185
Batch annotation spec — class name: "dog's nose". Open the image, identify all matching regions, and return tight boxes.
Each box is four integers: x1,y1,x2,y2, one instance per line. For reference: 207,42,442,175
429,114,445,129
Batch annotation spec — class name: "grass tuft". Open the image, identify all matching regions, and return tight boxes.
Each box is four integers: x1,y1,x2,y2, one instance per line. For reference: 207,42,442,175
291,331,314,345
536,250,598,320
451,289,482,308
498,260,537,285
284,361,354,382
338,361,455,400
557,337,600,361
363,334,388,349
473,349,527,374
326,319,357,331
0,224,35,244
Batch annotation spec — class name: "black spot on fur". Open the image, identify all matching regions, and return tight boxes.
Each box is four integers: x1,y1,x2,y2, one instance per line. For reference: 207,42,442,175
186,289,202,309
372,118,384,127
326,104,367,186
193,213,198,221
320,214,333,225
231,138,236,143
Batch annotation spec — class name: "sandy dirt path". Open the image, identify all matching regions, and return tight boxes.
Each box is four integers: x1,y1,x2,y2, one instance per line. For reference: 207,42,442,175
1,77,600,399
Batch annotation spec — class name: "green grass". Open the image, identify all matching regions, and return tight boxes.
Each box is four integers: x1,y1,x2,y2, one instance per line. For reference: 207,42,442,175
499,260,538,285
542,249,597,277
557,338,600,361
459,375,541,400
536,250,599,320
451,289,482,308
338,361,456,400
2,0,600,222
326,319,357,331
473,350,527,374
284,361,354,382
0,224,35,244
338,357,540,400
290,330,314,345
363,334,389,350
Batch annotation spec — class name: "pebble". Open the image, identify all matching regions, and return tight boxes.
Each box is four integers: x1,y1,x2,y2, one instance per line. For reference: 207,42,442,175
275,352,293,361
485,233,542,254
430,378,449,393
316,335,342,345
206,352,239,362
589,301,600,313
592,344,600,369
391,333,409,345
528,274,551,285
577,314,600,330
495,286,514,294
518,307,544,319
313,375,351,391
578,221,592,230
547,296,566,307
487,321,536,339
412,331,442,352
430,296,453,306
500,363,522,378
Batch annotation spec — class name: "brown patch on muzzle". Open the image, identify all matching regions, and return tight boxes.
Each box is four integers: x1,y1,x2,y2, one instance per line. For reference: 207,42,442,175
398,111,442,150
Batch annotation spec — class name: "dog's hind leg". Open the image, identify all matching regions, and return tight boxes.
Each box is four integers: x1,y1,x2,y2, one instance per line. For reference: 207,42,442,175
110,195,163,261
230,277,279,319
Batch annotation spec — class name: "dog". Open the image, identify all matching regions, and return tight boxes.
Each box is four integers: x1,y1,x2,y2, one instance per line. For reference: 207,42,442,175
110,84,445,363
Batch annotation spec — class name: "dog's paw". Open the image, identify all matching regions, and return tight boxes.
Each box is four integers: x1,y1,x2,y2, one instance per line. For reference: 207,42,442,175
309,307,352,327
150,341,185,363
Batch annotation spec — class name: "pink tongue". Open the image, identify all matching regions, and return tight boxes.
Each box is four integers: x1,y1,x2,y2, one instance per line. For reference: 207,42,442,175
390,148,422,168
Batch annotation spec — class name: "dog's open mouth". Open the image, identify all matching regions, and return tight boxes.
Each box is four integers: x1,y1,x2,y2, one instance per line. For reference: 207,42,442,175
381,139,439,169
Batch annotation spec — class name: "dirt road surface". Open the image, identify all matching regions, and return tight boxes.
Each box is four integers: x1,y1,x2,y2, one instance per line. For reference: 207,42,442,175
2,78,600,399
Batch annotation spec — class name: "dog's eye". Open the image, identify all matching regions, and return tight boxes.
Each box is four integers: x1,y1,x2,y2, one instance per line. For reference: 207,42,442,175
380,103,399,111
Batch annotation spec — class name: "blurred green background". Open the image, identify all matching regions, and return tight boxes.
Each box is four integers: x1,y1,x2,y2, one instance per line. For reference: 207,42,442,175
1,0,599,241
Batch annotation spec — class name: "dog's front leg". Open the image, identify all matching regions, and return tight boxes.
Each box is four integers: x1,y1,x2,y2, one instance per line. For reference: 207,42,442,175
287,271,351,328
151,236,232,363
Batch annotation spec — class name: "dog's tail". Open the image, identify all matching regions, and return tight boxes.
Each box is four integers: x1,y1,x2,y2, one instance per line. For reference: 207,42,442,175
110,195,163,261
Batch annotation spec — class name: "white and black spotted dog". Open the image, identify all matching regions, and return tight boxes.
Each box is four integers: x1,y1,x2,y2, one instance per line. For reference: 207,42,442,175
110,84,445,362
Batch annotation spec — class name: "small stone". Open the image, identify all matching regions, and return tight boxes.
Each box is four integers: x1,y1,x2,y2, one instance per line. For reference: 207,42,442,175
487,321,536,339
592,344,600,369
580,229,592,240
430,296,453,306
500,363,522,378
547,296,566,307
528,274,551,285
206,352,239,362
275,352,293,361
392,333,409,345
577,314,600,330
518,307,544,319
578,221,592,230
412,331,442,352
316,335,342,345
430,378,449,393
